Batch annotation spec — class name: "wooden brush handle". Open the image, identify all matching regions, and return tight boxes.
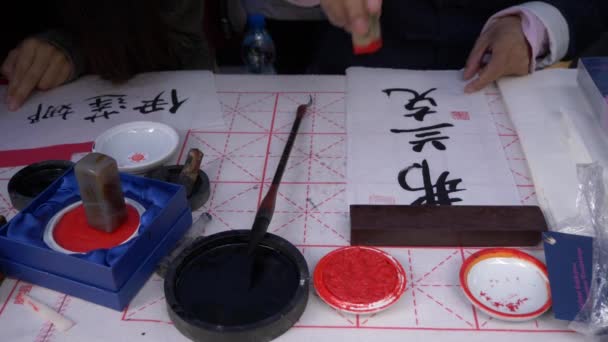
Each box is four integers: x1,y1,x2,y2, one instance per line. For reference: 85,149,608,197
258,103,307,219
248,99,311,254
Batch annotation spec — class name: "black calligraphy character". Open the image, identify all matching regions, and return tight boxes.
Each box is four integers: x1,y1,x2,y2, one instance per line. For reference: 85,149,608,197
28,104,74,124
84,95,127,122
398,159,465,205
169,89,187,113
28,105,42,124
133,89,188,114
133,92,168,114
391,123,454,152
382,88,437,121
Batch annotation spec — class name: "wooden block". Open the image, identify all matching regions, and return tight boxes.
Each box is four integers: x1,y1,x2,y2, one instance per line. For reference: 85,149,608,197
350,205,548,247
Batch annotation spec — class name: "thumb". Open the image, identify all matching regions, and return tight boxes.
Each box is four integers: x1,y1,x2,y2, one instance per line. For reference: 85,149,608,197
367,0,382,14
464,48,508,93
464,35,490,81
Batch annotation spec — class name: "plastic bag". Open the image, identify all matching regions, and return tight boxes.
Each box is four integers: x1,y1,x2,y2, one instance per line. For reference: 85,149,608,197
561,163,608,340
554,162,608,237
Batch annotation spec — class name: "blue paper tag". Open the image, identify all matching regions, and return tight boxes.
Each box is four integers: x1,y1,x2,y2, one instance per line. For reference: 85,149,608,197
543,231,593,321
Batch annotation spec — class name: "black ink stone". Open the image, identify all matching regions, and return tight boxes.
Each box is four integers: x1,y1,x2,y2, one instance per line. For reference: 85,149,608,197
8,160,74,211
165,230,309,342
145,166,210,211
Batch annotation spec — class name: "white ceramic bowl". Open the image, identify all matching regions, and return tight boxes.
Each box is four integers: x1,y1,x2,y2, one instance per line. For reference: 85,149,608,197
93,121,179,174
460,248,552,322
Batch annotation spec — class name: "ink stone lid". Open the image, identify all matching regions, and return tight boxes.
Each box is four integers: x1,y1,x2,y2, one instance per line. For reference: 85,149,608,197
8,160,74,211
93,121,179,174
146,166,210,211
165,230,309,342
460,248,552,322
313,246,407,314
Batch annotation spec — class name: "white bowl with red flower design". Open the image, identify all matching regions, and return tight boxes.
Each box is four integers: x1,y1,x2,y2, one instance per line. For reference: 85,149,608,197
93,121,180,174
460,248,552,322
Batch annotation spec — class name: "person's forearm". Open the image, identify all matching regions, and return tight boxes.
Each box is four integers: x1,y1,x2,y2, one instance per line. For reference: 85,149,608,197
162,0,214,70
482,2,569,72
535,0,606,60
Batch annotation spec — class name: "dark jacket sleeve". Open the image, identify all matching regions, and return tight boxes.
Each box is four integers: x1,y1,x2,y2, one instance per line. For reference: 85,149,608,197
34,29,86,81
540,0,608,59
161,0,215,71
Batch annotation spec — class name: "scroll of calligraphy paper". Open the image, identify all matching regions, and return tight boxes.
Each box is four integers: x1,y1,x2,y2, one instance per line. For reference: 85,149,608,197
0,71,225,152
346,67,520,206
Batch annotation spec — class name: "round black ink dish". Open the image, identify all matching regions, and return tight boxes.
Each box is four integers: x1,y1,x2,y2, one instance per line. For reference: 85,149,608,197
164,230,309,342
8,160,74,211
146,165,210,211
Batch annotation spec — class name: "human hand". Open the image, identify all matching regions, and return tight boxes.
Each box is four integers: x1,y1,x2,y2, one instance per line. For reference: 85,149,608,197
463,15,531,93
1,38,73,111
320,0,382,36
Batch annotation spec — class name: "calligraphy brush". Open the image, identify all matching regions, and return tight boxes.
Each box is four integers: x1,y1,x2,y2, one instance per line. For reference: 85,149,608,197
247,95,313,255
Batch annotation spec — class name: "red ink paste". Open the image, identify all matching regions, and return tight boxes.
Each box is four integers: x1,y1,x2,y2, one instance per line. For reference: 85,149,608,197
480,290,529,313
314,246,406,313
322,248,398,303
53,204,140,253
505,298,528,312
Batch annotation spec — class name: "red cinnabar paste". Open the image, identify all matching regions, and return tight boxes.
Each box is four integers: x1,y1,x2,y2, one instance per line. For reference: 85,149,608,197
322,248,399,304
53,204,140,253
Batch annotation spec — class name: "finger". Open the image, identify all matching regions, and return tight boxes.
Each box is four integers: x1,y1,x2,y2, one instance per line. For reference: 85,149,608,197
464,47,508,93
7,40,38,109
1,49,18,79
321,0,348,28
9,39,37,87
38,54,68,90
366,0,382,14
463,34,490,81
9,45,53,110
345,0,369,36
57,62,73,86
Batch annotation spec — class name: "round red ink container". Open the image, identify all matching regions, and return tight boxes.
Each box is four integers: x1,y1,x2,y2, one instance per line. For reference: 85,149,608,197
313,246,406,314
43,199,144,254
460,248,552,322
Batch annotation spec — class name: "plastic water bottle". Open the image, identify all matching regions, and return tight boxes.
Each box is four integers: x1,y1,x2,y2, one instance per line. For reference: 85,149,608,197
242,14,276,74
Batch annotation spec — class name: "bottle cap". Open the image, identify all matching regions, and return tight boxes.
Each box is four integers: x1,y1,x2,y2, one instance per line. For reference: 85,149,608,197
248,14,266,30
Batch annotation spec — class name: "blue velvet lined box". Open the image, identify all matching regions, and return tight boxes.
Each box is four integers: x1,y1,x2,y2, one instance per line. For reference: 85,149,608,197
0,169,192,310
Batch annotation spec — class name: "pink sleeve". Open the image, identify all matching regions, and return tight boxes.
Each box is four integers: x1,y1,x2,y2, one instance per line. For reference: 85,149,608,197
483,8,550,72
284,0,321,7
